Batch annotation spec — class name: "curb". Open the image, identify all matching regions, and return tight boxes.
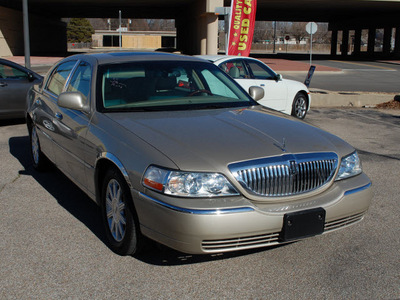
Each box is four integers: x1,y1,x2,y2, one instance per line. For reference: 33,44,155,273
310,89,397,108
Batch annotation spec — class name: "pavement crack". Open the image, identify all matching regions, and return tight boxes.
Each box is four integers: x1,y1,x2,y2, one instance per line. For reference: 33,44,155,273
0,173,22,194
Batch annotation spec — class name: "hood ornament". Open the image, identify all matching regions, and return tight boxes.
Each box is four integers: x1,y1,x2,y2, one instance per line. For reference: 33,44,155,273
274,138,287,152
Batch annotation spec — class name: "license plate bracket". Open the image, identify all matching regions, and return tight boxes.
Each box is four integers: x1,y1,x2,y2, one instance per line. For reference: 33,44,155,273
280,208,326,242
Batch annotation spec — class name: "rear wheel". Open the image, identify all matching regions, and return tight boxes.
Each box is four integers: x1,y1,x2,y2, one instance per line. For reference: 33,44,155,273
29,124,50,171
101,167,143,256
291,93,308,119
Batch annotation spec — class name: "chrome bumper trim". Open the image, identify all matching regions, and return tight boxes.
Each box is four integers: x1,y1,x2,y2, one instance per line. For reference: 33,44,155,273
344,182,372,196
139,192,254,215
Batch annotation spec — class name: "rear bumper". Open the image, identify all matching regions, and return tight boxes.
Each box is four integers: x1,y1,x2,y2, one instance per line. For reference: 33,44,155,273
133,173,372,254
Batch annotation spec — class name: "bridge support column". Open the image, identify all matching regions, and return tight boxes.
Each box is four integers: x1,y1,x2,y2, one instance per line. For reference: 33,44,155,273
367,27,376,57
176,0,222,55
341,29,349,56
205,13,219,55
330,29,338,56
197,12,219,55
353,29,362,56
0,7,23,56
394,27,400,57
0,6,66,56
383,26,392,56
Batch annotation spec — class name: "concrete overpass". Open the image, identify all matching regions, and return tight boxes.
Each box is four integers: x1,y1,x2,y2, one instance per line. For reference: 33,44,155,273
1,0,400,58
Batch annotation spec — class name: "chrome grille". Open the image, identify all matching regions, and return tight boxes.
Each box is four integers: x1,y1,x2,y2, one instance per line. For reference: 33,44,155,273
324,212,365,232
229,152,338,197
202,232,280,252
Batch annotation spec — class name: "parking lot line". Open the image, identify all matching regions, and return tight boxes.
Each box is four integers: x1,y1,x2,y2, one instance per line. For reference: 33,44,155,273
345,110,400,127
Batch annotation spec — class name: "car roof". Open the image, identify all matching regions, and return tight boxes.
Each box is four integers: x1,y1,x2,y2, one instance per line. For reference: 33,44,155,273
64,51,207,65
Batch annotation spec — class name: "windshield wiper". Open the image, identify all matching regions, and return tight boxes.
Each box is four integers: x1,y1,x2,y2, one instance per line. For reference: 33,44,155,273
188,103,229,110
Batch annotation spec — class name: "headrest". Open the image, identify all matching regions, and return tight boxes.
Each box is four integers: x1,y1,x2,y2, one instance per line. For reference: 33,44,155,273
156,76,176,90
229,66,240,78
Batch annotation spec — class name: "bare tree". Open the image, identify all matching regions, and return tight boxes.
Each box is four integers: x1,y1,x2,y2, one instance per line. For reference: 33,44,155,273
313,23,330,44
291,22,308,43
147,19,175,31
277,22,290,37
89,18,108,30
253,21,274,42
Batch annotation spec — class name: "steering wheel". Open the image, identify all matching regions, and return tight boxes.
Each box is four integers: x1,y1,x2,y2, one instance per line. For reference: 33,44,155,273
188,89,213,97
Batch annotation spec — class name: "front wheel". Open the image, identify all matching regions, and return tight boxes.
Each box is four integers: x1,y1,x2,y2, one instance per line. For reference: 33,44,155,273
101,168,143,256
291,93,308,119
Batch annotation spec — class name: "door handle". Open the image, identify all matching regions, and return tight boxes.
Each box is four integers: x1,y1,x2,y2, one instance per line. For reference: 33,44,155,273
55,112,63,120
0,82,7,87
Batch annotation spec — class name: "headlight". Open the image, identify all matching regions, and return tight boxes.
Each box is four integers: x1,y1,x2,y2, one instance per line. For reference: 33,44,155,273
142,166,239,197
335,151,362,180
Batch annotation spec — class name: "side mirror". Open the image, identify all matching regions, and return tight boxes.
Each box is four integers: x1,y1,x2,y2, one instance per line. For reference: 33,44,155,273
249,86,264,101
58,92,89,112
275,74,282,81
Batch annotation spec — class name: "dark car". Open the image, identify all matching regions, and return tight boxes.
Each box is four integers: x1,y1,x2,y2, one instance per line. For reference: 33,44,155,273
0,58,42,120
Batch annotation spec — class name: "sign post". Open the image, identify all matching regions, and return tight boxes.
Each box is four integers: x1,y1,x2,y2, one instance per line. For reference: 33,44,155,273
305,22,317,66
119,10,122,50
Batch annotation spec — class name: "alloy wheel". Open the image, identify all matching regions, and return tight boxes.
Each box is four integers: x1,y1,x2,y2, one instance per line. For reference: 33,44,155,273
31,126,40,165
105,179,127,242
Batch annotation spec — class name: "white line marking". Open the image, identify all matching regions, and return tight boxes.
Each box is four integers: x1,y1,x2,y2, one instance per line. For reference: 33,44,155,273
345,110,400,127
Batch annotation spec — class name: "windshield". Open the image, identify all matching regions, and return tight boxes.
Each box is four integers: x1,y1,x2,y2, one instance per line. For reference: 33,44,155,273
97,60,256,112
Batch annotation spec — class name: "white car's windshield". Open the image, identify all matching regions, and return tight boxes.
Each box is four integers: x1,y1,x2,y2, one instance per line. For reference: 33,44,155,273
97,61,255,112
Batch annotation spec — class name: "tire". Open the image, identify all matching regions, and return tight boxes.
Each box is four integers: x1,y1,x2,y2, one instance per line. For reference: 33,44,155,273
291,93,308,119
29,124,50,171
100,167,143,256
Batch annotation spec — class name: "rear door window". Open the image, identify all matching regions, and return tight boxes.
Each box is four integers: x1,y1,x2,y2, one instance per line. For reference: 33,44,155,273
219,59,250,79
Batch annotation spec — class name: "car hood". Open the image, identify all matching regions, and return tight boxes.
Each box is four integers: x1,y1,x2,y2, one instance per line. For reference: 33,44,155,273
106,106,353,172
282,78,308,90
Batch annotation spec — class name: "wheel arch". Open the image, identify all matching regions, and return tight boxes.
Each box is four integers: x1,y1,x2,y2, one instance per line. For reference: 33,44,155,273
297,90,310,110
95,152,133,205
290,90,310,119
26,113,33,130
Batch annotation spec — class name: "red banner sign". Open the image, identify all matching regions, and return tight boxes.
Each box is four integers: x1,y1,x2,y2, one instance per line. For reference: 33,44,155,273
227,0,257,56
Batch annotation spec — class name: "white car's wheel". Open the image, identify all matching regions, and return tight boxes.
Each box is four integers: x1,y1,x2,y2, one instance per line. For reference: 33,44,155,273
291,93,308,119
101,167,143,256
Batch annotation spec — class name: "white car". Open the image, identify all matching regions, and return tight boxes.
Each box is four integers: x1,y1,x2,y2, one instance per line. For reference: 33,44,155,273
197,55,311,119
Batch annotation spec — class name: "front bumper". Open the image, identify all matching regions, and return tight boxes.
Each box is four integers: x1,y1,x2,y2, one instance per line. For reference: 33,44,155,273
132,173,372,254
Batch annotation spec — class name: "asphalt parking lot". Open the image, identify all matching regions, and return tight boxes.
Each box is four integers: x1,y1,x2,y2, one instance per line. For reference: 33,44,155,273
0,108,399,299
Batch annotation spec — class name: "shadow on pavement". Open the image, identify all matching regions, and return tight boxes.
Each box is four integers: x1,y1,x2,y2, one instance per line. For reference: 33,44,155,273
8,135,107,248
135,242,285,266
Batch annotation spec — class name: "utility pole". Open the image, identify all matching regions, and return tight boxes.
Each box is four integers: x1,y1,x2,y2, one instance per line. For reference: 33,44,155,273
119,10,122,49
22,0,31,68
273,21,277,54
